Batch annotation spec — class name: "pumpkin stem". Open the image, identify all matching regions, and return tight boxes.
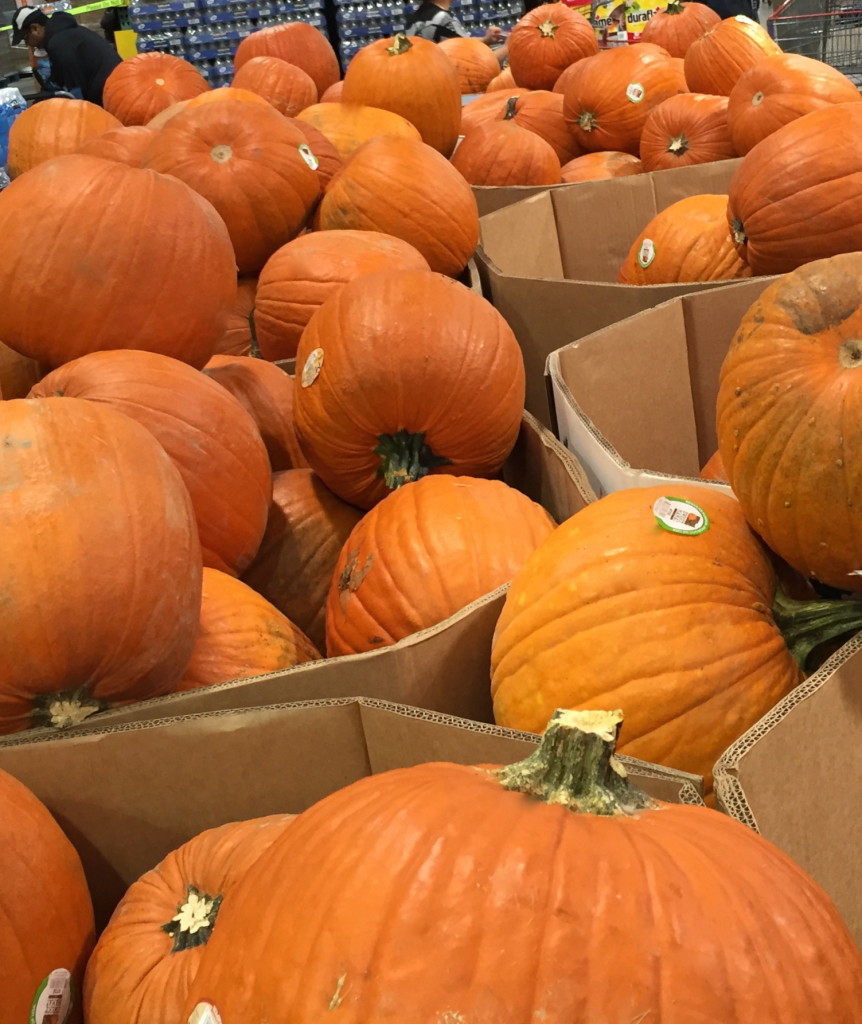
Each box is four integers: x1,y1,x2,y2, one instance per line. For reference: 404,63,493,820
730,218,747,247
162,885,224,954
577,111,598,132
504,96,519,120
537,17,558,37
667,133,689,155
374,430,452,490
31,686,107,730
665,0,685,12
386,33,412,56
772,584,862,672
494,709,658,816
247,308,262,359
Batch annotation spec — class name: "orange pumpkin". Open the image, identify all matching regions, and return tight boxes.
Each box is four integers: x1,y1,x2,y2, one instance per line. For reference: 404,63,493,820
461,89,530,134
103,52,210,125
640,93,736,172
560,150,643,182
7,97,120,177
233,22,340,96
242,469,364,651
700,448,727,482
0,340,42,398
0,155,236,369
83,815,293,1024
342,33,461,155
451,119,561,186
77,125,154,166
296,100,421,160
287,116,343,188
30,350,271,578
499,90,582,163
213,277,257,357
0,397,201,732
639,0,721,57
255,230,429,360
204,354,307,470
684,15,781,96
145,99,192,129
563,45,688,154
508,3,599,90
439,36,501,93
326,475,554,656
321,80,344,101
317,135,479,277
181,709,862,1021
727,53,862,155
2,769,95,1024
293,269,525,509
232,56,318,117
186,86,272,110
486,65,518,91
618,194,751,284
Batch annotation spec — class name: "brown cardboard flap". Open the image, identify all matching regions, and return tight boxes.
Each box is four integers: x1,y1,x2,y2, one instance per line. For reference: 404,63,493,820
479,191,564,278
474,183,560,218
714,637,862,947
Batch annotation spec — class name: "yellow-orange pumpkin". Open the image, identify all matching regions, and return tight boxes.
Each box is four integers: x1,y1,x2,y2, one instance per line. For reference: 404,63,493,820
296,100,421,159
560,150,643,182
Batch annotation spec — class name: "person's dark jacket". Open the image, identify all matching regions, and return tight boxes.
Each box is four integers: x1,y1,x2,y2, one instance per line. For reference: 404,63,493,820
43,12,122,105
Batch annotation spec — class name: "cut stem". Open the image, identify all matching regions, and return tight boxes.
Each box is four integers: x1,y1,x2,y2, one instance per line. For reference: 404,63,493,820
32,686,107,730
374,430,451,490
773,584,862,672
386,33,412,56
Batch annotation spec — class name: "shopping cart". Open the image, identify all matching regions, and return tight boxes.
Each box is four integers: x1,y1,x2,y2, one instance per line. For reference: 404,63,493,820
769,0,862,82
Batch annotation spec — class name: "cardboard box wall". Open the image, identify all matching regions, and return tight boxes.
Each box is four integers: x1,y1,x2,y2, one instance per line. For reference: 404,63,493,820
475,158,745,428
0,697,704,929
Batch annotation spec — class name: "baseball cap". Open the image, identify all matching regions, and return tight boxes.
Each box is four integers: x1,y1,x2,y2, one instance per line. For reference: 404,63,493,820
11,6,42,44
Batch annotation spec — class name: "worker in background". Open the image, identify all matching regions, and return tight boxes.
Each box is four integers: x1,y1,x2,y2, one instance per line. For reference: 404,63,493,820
9,7,122,106
405,0,508,62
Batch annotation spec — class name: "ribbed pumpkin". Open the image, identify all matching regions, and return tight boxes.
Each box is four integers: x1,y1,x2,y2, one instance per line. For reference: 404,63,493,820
178,569,320,689
639,0,720,56
727,103,862,276
77,124,154,166
30,350,271,578
461,89,530,134
727,53,862,155
618,194,751,284
716,253,862,590
185,86,272,110
7,97,121,178
83,815,294,1024
439,36,501,93
254,230,429,360
0,156,236,369
326,475,555,656
293,269,524,509
232,56,318,117
451,120,562,186
213,277,257,357
145,99,191,129
142,101,320,275
341,33,461,155
0,340,42,398
508,3,598,90
233,22,339,95
296,100,421,159
288,116,343,187
640,93,735,171
317,135,479,277
204,354,307,471
103,53,210,125
563,45,688,154
499,90,581,163
491,485,804,784
1,769,95,1024
700,448,727,481
181,709,862,1021
321,80,344,101
560,150,643,182
242,469,364,651
684,15,781,97
0,397,201,733
487,65,518,91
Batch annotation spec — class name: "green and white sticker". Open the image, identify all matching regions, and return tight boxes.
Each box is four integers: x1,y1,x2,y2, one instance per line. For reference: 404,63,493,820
653,496,710,536
188,1003,223,1024
30,969,72,1024
301,347,324,388
298,143,319,171
637,238,656,269
626,82,645,103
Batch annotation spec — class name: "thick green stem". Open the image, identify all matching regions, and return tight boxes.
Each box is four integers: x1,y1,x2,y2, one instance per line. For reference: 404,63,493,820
494,709,658,817
773,585,862,672
374,430,451,490
665,0,685,13
31,686,107,730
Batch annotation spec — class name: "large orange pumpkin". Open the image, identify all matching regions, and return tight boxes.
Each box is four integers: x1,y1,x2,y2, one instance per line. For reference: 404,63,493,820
0,155,236,369
727,53,862,155
242,469,364,651
507,3,598,90
439,36,501,93
460,89,530,134
213,277,257,357
640,93,735,171
77,125,154,166
103,52,210,125
499,90,582,163
7,97,120,177
1,769,95,1024
233,22,340,96
560,150,643,182
0,340,42,398
341,33,461,155
727,103,862,276
204,354,307,470
317,135,479,277
293,269,525,509
142,101,320,275
83,814,293,1024
618,194,751,284
232,56,318,116
562,45,688,154
181,709,862,1021
684,15,781,96
0,397,201,733
254,229,429,360
326,475,554,656
30,350,271,578
639,0,721,56
451,120,562,186
296,100,421,159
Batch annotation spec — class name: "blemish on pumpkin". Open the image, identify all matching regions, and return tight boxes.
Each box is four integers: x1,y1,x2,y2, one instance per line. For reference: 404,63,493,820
337,550,374,610
368,635,385,645
328,974,346,1011
1,435,32,448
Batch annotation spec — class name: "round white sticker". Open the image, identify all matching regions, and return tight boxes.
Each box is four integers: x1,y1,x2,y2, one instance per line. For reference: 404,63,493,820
301,347,324,388
626,82,645,104
298,143,319,170
637,239,656,269
653,496,710,536
30,969,72,1024
188,1003,223,1024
